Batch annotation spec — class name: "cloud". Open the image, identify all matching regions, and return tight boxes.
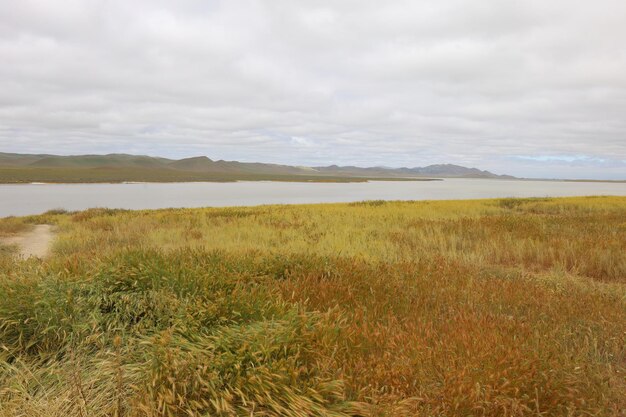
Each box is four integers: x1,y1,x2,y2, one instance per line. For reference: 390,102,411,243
0,0,625,179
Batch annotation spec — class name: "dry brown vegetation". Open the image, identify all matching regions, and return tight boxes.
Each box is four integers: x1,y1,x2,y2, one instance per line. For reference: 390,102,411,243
0,196,624,416
0,216,31,236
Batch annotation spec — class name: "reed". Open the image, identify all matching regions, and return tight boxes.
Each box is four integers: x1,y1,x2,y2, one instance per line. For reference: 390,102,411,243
0,197,624,416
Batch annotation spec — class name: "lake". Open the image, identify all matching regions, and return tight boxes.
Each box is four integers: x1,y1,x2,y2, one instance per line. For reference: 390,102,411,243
1,178,625,217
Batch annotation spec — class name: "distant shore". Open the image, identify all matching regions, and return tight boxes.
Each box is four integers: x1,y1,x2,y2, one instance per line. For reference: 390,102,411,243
0,177,441,185
1,177,623,185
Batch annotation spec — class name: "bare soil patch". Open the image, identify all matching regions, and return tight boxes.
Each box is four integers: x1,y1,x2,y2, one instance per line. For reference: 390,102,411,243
0,224,55,258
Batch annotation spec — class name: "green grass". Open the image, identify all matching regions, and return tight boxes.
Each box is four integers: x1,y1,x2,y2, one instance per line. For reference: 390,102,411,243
0,197,625,416
0,167,435,184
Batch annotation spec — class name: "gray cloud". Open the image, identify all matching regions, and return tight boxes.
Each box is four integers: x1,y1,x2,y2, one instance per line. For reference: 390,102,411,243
1,0,625,179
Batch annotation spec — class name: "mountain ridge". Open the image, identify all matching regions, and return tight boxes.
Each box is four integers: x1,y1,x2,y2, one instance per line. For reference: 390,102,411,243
0,152,515,182
313,162,514,178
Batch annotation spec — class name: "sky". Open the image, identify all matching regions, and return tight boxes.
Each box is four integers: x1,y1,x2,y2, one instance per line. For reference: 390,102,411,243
1,0,625,179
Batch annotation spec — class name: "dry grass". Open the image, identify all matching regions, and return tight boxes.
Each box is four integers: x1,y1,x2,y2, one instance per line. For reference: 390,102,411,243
0,197,625,416
0,216,32,236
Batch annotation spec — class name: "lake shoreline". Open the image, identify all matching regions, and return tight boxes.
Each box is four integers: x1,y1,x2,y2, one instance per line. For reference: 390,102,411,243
0,177,623,185
0,177,442,185
2,178,626,218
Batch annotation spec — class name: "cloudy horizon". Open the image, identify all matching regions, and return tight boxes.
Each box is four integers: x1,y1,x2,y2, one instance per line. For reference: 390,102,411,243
1,0,625,179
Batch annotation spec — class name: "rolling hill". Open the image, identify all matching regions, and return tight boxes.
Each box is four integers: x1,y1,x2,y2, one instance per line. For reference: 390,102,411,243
0,152,514,183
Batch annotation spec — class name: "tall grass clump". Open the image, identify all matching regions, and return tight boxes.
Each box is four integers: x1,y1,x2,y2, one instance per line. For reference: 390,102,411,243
0,216,31,236
0,249,360,416
1,196,625,416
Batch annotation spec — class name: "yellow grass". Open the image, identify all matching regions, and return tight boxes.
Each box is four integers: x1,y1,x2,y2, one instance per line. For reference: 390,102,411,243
0,196,625,416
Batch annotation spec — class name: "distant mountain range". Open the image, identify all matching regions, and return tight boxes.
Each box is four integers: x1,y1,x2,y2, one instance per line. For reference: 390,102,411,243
313,163,514,179
0,152,515,183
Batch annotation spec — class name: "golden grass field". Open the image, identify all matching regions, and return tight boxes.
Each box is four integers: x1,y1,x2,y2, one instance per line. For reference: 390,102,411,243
0,196,625,416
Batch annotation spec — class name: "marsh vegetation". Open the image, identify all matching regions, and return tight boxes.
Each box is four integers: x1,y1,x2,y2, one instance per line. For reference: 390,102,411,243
0,197,624,416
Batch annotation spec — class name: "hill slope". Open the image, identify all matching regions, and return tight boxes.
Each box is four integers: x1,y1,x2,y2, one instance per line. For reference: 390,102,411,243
314,163,514,178
0,152,514,183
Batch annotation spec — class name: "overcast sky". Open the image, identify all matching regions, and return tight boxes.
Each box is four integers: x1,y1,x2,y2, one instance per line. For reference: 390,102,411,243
1,0,625,179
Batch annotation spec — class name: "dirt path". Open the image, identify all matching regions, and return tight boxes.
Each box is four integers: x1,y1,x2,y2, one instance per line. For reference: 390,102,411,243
1,225,55,259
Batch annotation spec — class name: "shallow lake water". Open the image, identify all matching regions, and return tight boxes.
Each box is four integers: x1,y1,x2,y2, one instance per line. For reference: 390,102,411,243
1,178,625,217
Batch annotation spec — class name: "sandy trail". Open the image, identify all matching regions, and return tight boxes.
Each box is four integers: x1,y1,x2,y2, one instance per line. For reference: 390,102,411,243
1,225,55,259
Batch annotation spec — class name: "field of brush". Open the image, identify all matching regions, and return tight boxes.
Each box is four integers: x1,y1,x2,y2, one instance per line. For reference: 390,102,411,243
0,197,624,416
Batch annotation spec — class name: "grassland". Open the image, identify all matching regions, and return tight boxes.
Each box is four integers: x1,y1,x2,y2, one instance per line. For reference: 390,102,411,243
0,197,625,416
0,166,437,184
